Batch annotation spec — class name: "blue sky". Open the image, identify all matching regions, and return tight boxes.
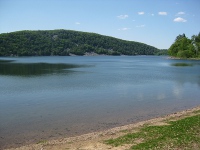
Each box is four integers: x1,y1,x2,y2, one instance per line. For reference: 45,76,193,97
0,0,200,49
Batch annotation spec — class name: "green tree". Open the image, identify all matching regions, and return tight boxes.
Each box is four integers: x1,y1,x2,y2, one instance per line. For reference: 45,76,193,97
192,32,200,57
168,33,197,58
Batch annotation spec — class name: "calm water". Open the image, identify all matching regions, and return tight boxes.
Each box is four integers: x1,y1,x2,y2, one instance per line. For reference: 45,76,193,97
0,56,200,149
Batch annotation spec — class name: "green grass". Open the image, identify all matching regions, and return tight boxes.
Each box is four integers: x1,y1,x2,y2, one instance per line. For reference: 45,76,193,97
105,114,200,150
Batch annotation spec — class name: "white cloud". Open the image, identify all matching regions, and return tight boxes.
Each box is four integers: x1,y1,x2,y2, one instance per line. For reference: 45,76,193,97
138,12,145,15
118,27,131,31
117,15,128,19
174,17,187,22
176,12,185,15
147,13,154,16
136,24,145,28
75,22,80,25
158,12,167,15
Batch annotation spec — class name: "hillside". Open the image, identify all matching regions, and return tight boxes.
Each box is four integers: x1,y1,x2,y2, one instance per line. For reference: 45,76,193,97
0,30,159,56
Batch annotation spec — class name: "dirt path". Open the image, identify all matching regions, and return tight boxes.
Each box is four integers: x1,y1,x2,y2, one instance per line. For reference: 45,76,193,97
5,106,200,150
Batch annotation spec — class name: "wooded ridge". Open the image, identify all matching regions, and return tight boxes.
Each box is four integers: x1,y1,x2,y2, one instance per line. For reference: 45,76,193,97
0,29,160,56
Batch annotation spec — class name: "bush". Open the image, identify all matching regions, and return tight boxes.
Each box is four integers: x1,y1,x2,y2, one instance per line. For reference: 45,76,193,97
177,50,192,58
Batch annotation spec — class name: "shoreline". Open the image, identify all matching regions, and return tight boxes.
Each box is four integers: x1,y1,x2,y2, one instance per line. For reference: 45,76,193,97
5,105,200,150
167,56,200,60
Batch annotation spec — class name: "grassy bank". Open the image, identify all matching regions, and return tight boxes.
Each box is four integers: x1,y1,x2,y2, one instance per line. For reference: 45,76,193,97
105,110,200,149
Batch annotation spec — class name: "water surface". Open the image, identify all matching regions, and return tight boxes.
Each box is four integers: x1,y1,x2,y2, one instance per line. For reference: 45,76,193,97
0,56,200,149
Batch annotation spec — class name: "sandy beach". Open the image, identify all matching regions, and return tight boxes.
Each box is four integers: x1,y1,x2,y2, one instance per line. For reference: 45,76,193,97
4,105,200,150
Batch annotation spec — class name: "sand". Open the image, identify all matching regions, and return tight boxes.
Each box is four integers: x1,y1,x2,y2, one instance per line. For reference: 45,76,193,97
4,106,200,150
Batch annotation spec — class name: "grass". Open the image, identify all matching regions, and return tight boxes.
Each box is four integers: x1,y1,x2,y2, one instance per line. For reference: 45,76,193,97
105,114,200,150
194,109,200,114
36,140,47,144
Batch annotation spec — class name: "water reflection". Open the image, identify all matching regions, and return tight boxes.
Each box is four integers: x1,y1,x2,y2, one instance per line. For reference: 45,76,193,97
0,59,82,77
157,93,166,101
172,70,200,87
173,84,183,99
171,63,193,67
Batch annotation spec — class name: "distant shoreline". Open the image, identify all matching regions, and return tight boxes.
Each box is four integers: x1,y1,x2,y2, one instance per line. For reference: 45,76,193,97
167,56,200,60
5,106,200,150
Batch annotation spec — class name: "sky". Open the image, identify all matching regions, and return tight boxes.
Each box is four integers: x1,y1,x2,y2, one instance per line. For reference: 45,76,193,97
0,0,200,49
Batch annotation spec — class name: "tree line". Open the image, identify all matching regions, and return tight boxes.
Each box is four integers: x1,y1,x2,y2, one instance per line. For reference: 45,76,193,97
168,33,200,59
0,29,160,56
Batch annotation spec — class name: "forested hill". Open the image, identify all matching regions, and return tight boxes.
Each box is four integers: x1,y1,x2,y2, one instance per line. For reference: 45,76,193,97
0,29,159,56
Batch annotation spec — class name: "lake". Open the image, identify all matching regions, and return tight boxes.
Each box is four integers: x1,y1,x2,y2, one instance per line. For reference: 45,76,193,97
0,56,200,149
